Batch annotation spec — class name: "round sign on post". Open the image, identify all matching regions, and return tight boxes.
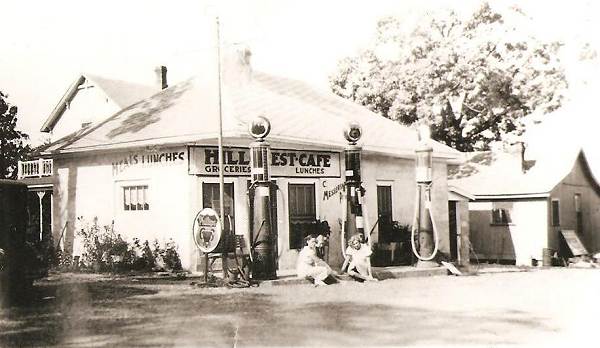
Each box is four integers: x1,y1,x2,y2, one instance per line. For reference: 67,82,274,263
248,115,271,140
343,121,362,144
193,208,222,253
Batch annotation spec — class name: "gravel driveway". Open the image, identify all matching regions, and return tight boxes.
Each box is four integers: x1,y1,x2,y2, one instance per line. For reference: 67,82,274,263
1,268,598,347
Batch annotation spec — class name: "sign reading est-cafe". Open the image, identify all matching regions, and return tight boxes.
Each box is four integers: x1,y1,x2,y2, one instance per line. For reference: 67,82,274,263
188,146,341,178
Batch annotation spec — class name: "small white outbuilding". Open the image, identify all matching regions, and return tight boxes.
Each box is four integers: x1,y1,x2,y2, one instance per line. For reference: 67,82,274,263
450,145,600,266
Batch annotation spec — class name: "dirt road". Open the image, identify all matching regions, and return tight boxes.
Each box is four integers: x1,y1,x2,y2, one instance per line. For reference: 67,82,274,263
1,268,598,347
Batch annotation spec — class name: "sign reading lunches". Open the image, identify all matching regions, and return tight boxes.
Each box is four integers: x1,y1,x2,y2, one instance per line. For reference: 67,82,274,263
112,150,186,175
188,146,341,177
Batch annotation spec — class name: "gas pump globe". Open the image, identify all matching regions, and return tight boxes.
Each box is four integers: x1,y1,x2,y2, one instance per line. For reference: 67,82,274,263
249,115,271,139
344,122,362,186
344,121,362,145
248,115,276,280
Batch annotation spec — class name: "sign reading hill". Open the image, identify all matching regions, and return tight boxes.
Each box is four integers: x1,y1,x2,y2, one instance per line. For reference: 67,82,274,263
189,146,341,178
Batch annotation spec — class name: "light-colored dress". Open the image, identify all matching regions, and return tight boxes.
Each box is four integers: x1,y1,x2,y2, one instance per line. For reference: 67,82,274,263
345,243,372,277
296,246,331,281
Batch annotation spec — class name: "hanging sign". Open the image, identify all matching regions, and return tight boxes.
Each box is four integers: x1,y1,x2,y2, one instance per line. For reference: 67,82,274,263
188,146,340,177
193,208,222,253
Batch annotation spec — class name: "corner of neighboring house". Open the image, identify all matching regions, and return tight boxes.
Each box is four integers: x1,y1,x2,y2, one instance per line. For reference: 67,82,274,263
41,76,115,142
40,73,159,143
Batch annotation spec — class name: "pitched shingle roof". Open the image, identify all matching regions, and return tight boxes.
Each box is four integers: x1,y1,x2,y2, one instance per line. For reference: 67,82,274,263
449,146,599,198
43,50,459,160
85,74,158,109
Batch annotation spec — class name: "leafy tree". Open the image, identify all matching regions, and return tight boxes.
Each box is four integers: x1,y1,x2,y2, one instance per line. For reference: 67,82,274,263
0,91,31,178
330,3,568,151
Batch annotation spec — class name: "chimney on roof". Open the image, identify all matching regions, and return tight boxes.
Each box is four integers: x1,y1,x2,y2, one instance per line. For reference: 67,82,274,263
517,141,536,173
520,141,527,173
155,65,168,90
222,44,252,85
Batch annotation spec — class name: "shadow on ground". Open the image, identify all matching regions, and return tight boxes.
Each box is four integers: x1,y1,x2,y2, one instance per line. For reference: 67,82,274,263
0,278,157,347
0,276,557,347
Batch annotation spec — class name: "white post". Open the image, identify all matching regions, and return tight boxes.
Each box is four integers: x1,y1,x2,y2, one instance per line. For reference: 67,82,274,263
215,16,228,279
36,191,46,241
38,158,44,177
17,161,22,179
50,192,55,247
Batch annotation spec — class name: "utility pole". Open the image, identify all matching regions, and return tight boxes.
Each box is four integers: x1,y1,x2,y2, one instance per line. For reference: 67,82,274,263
215,16,228,279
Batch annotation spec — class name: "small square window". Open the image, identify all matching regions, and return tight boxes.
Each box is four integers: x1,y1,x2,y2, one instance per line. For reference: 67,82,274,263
123,185,149,211
491,208,511,225
574,194,581,213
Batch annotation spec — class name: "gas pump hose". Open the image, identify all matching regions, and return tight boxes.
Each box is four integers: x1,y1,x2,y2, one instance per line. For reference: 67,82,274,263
276,186,286,258
340,192,349,272
340,188,374,275
410,186,440,261
358,190,374,277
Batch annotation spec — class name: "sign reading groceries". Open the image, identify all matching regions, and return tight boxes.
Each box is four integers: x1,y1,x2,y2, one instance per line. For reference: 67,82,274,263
189,146,340,177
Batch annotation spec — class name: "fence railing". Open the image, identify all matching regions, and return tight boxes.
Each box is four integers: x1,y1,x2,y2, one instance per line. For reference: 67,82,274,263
17,158,53,179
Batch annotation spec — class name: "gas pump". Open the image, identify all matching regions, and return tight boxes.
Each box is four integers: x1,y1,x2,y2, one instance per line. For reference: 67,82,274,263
343,122,365,241
340,122,374,276
411,125,440,267
248,116,277,280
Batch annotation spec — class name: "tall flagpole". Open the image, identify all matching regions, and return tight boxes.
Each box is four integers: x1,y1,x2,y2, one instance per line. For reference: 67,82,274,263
216,16,228,280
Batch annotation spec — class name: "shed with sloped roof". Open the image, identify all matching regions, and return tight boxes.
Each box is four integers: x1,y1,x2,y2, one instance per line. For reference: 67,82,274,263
449,145,600,265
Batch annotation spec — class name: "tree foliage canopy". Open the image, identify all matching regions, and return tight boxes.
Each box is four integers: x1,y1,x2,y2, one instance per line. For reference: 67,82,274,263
0,91,31,179
329,3,568,151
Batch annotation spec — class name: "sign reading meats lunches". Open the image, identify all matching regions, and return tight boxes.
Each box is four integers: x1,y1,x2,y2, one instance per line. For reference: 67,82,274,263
188,146,341,177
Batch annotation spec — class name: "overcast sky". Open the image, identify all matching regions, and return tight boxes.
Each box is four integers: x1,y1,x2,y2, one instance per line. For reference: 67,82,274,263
1,0,599,145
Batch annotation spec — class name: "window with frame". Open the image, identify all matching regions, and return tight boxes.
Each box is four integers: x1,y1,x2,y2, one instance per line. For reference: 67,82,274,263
123,185,149,211
202,182,234,226
574,194,582,234
491,208,511,225
288,183,317,249
551,199,560,226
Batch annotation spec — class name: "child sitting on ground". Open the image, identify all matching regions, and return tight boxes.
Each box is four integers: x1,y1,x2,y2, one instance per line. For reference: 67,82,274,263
296,234,334,286
344,234,378,282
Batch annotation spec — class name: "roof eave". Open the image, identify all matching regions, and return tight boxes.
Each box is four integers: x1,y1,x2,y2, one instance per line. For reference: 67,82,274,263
42,131,462,164
40,75,87,132
578,150,600,195
448,185,476,200
473,192,550,200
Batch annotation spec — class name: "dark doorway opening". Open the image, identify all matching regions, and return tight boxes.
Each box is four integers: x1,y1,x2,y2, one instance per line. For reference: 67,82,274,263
448,201,458,260
288,183,317,250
